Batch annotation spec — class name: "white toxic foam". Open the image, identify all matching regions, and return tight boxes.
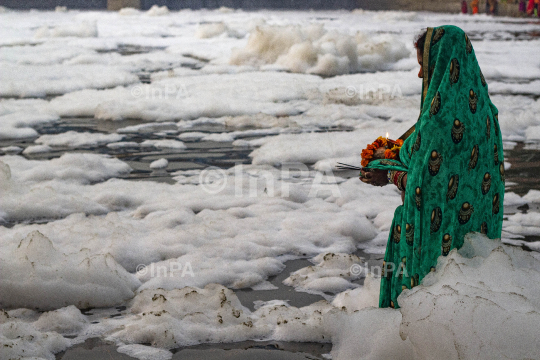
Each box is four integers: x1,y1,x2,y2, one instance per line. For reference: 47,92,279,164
150,158,169,170
0,64,138,98
36,131,124,148
230,22,409,76
0,100,59,140
0,312,71,360
283,253,366,295
1,153,131,185
146,5,169,16
141,139,186,150
22,145,53,154
196,22,228,39
326,233,540,360
106,284,334,348
0,231,141,310
35,21,98,38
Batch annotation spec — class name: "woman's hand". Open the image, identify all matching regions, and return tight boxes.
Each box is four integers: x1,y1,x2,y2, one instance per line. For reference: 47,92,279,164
360,169,388,187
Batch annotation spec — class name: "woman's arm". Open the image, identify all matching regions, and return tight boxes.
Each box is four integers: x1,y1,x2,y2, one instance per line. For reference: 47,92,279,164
359,168,388,187
360,170,408,189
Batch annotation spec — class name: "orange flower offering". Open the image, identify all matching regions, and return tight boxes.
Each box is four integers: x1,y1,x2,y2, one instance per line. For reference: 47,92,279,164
361,137,403,167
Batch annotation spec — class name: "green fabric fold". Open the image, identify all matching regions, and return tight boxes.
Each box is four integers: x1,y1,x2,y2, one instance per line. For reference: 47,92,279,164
364,159,408,173
374,25,504,309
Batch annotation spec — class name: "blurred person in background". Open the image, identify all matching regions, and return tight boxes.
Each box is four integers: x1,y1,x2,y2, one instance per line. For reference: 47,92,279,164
519,0,527,14
488,0,499,14
526,0,539,15
471,0,480,13
462,0,469,13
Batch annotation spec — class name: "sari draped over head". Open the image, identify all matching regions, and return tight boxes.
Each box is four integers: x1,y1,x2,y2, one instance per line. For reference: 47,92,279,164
365,26,504,308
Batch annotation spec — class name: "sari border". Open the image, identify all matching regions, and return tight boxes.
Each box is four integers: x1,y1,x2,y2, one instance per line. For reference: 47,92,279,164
399,27,433,141
422,27,434,104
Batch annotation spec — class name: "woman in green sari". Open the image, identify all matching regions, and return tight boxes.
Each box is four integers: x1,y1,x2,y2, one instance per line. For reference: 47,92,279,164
360,25,504,308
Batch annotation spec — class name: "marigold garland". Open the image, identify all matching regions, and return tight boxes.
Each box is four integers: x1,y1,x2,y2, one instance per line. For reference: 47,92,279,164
361,137,404,167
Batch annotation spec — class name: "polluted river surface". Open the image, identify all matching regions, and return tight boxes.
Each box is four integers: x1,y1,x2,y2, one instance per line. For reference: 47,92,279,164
2,116,539,360
1,7,540,360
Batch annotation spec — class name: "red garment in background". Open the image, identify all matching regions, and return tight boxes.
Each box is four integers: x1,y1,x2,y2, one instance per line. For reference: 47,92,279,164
471,0,479,13
527,0,535,14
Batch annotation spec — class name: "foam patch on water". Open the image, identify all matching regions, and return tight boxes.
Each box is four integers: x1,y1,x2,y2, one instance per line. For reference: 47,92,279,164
8,233,532,359
331,274,381,311
196,22,228,39
36,131,124,148
35,21,98,38
149,158,169,169
22,144,53,154
230,22,410,76
283,253,365,296
327,233,540,360
2,153,131,184
326,307,413,360
0,156,129,221
0,99,59,140
0,9,539,360
34,306,89,336
146,5,169,16
106,284,333,348
117,344,173,360
0,231,140,310
250,128,392,166
0,312,71,360
0,43,95,65
0,168,539,358
0,64,138,98
398,233,540,359
141,139,186,149
491,96,540,141
50,72,317,121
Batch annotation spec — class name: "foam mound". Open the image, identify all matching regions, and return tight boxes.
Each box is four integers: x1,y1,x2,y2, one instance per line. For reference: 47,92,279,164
196,22,228,39
1,233,539,359
230,23,409,76
326,233,540,360
0,312,71,360
146,5,169,16
108,284,333,348
3,153,131,184
35,21,97,38
36,131,124,148
398,233,540,360
0,231,141,310
283,253,365,295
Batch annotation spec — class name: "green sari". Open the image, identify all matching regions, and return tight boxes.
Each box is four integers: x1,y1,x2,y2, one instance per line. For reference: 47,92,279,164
366,26,504,308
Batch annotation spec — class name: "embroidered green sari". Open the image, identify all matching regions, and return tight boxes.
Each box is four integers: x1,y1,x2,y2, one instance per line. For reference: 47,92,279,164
365,25,504,308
